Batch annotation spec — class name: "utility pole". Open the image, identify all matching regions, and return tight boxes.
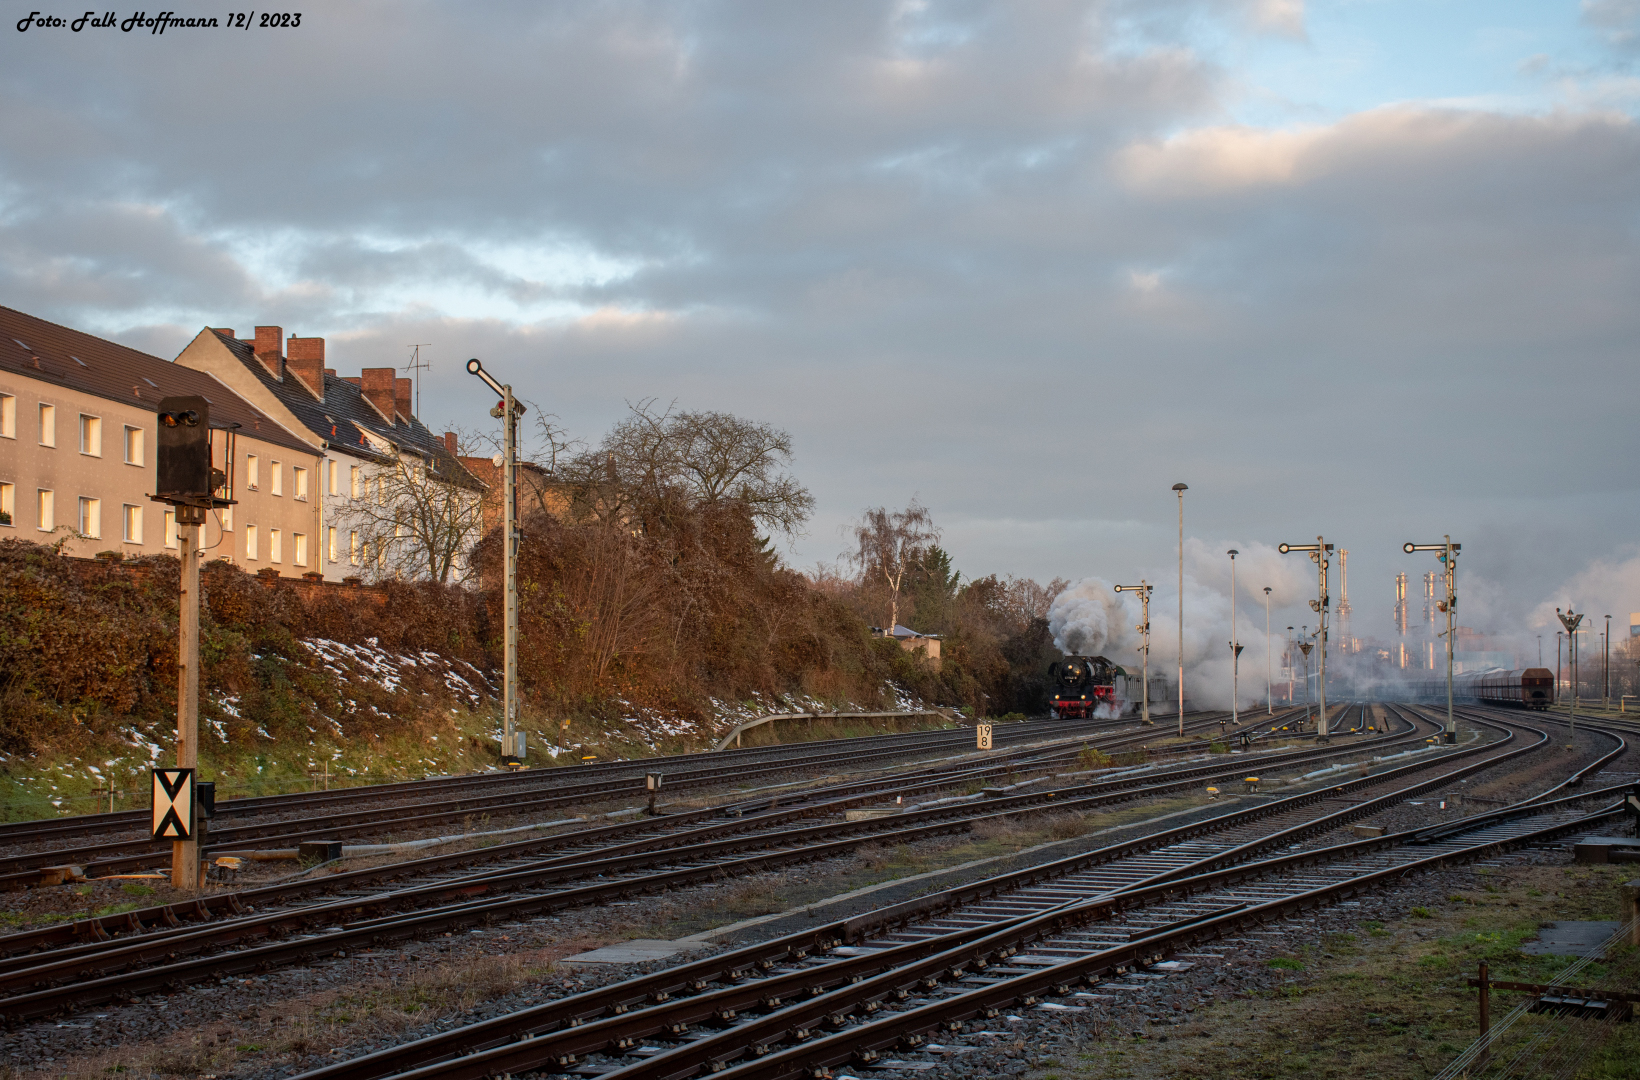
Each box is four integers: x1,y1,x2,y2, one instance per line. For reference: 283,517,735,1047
1558,607,1584,743
467,359,526,767
1115,581,1153,726
1604,614,1612,708
1264,587,1273,715
1279,537,1333,741
1404,537,1461,743
1172,483,1188,736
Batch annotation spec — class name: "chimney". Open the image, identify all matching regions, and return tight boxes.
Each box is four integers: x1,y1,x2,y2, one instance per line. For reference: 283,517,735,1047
359,367,397,423
342,376,360,386
253,325,284,380
443,431,458,454
211,328,235,340
285,335,325,399
324,368,336,376
393,377,412,421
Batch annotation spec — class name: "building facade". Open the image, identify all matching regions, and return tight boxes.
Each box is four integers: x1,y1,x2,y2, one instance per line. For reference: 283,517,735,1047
174,326,483,584
0,305,323,575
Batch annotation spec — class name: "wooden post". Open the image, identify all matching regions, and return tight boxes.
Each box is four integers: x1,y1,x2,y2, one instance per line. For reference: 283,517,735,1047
1478,960,1491,1068
172,519,201,890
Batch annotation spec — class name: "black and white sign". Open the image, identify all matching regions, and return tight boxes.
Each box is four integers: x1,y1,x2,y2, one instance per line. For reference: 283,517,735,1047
152,768,194,840
976,723,993,751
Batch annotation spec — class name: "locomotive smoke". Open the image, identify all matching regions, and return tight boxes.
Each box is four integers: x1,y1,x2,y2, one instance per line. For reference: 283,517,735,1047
1048,541,1315,712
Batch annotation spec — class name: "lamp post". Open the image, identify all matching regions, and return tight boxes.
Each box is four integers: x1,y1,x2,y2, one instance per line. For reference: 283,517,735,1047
1557,607,1583,742
467,358,525,767
1264,587,1273,715
1538,635,1542,667
1278,537,1333,742
1173,483,1188,736
1404,537,1461,744
1228,549,1242,725
1115,581,1153,726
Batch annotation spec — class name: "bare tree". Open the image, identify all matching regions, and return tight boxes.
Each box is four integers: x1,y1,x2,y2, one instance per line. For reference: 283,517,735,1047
333,451,484,584
561,401,814,536
850,500,940,635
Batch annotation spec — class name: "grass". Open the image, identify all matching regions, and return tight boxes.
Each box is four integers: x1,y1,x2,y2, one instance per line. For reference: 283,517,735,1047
1042,861,1640,1080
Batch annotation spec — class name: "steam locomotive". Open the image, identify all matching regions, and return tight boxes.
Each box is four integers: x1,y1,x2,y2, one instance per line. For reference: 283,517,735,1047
1409,667,1554,711
1048,654,1122,719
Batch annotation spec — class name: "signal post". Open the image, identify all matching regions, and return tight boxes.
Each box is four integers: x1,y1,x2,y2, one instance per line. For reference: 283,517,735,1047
149,397,233,888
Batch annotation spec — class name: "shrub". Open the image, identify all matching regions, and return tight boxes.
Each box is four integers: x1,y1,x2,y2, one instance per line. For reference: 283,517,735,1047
1268,957,1305,970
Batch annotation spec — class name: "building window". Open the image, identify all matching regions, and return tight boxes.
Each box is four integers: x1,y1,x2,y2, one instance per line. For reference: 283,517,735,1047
0,393,14,439
37,489,53,531
271,461,282,496
270,528,282,563
327,459,338,495
350,465,361,499
219,506,233,532
244,524,256,559
77,497,100,538
294,532,308,566
246,454,259,490
79,415,101,457
349,530,359,565
164,509,177,549
294,466,308,501
327,525,337,562
0,482,13,526
38,404,55,447
123,425,144,465
123,505,143,544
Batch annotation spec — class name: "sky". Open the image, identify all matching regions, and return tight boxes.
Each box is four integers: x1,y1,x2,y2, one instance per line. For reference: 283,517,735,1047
4,0,1639,660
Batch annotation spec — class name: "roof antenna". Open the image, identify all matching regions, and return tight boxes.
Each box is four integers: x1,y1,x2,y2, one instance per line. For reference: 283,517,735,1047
404,344,432,418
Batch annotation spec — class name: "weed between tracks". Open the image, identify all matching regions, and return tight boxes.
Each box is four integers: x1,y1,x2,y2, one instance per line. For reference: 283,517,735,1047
1041,861,1640,1080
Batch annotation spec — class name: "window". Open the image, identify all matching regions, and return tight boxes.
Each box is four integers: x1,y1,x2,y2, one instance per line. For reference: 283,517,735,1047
38,404,55,447
123,505,142,544
164,509,177,548
0,393,14,438
327,526,337,562
244,524,257,559
294,532,308,566
79,415,101,457
349,530,359,565
269,528,282,563
123,426,144,465
77,497,100,538
271,461,282,496
246,454,259,490
0,482,13,527
294,466,308,501
37,489,54,531
327,459,338,495
350,465,361,499
219,506,233,532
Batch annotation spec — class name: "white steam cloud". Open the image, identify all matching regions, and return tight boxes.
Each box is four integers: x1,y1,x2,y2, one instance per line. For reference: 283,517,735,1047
1048,540,1317,711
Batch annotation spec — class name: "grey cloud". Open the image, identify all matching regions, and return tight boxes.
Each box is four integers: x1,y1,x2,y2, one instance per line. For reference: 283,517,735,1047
2,1,1637,645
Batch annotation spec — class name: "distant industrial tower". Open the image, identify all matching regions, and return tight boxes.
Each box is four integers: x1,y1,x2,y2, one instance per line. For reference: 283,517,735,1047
1423,571,1437,669
1337,549,1352,653
1394,571,1408,669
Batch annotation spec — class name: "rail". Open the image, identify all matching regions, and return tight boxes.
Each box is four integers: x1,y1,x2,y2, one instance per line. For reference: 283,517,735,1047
713,709,957,751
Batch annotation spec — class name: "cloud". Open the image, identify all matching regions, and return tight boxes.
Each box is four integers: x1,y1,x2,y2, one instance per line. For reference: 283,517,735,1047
0,1,1636,625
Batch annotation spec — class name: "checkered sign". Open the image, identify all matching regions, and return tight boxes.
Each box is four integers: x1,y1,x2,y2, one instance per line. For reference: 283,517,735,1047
151,768,194,841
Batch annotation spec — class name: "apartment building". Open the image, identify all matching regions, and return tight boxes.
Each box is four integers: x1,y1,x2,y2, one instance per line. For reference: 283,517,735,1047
174,326,483,583
0,305,323,575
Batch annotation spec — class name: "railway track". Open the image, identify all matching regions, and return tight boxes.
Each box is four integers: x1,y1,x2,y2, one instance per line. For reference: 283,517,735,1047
279,705,1625,1080
1,711,1237,886
0,709,1430,1017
